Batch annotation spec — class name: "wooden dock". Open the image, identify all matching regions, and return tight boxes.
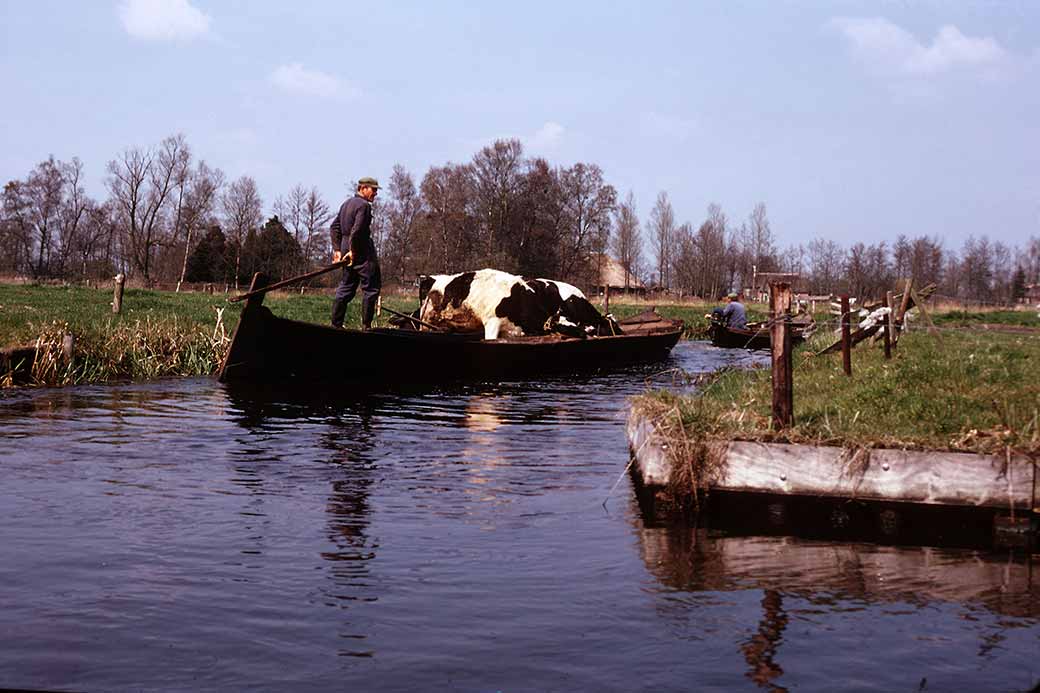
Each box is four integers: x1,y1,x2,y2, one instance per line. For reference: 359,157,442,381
627,410,1039,547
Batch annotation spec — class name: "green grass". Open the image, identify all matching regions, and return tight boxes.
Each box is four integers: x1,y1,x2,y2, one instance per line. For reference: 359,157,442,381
634,328,1040,457
0,283,423,386
933,309,1040,328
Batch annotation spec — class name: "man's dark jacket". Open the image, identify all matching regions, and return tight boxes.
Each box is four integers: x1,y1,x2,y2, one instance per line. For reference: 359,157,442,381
330,194,375,262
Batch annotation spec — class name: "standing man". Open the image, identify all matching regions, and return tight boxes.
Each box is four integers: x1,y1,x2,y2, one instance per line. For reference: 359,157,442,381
330,177,381,330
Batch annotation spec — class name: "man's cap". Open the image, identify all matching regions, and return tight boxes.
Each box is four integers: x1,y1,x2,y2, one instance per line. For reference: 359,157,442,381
357,176,380,189
727,291,738,299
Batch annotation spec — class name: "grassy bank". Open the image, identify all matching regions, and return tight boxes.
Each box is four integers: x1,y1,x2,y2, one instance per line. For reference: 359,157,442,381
634,328,1040,464
0,284,421,387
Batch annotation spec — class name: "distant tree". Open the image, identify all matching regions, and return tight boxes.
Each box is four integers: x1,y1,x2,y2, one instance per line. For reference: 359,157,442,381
418,163,477,273
471,139,525,269
3,157,64,278
648,191,675,288
221,175,263,288
184,226,227,283
176,161,223,291
611,191,642,289
1025,236,1040,284
557,162,616,286
240,216,304,282
379,165,424,283
106,134,189,282
1011,266,1027,303
513,157,564,278
737,202,778,289
806,238,844,295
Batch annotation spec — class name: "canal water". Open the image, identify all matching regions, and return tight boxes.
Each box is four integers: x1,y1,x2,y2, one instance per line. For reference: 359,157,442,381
1,342,1037,692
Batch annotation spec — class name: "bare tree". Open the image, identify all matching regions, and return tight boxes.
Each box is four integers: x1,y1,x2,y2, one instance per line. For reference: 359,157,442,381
648,191,675,288
380,164,424,283
176,161,224,290
419,163,477,273
806,238,845,295
557,163,616,286
106,134,187,282
221,175,263,288
611,190,642,289
301,188,333,266
471,139,525,268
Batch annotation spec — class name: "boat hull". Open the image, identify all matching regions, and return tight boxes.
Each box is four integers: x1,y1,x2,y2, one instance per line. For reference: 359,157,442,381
218,305,684,383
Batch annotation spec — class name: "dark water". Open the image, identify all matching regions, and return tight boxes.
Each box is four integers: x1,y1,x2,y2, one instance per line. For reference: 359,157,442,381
1,342,1037,693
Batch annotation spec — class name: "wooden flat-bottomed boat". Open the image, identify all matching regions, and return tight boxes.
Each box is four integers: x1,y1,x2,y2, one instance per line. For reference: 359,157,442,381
217,289,684,383
708,320,811,350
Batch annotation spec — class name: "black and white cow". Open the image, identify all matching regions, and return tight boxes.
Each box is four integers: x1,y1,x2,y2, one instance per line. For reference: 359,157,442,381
418,269,620,340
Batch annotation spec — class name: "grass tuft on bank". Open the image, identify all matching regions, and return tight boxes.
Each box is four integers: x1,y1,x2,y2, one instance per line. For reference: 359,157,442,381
633,328,1040,459
0,283,421,386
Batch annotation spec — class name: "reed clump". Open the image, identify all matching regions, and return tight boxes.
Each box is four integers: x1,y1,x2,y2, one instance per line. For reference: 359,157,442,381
26,316,229,387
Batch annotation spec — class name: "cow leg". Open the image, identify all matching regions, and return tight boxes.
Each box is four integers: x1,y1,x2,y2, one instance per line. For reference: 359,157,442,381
484,317,502,340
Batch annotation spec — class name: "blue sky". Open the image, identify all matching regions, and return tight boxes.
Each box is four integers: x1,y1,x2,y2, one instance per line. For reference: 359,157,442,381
2,1,1038,251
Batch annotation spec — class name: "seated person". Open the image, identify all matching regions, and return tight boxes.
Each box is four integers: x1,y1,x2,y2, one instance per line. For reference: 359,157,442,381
705,292,747,330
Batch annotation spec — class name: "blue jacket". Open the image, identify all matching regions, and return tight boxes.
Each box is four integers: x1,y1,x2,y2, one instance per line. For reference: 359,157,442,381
330,194,375,262
722,300,747,330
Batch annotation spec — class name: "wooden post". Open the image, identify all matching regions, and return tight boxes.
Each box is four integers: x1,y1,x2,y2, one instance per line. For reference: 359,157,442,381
910,285,940,336
897,279,913,329
770,282,794,430
604,283,611,312
840,294,852,377
112,273,125,314
61,333,74,365
882,292,892,359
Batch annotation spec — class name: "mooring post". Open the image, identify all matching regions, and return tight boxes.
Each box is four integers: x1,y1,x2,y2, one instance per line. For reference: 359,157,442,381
770,282,794,430
882,292,892,359
886,290,898,350
112,273,125,314
840,294,852,377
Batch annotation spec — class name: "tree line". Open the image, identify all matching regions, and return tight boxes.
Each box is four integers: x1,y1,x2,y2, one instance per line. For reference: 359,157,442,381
2,132,1038,303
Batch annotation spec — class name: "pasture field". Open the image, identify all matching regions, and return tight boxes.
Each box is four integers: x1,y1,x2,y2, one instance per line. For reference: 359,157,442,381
635,326,1040,456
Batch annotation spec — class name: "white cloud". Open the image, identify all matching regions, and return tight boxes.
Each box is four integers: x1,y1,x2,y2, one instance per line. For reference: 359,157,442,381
118,0,211,42
639,111,696,141
527,121,565,151
830,17,1008,75
270,63,359,101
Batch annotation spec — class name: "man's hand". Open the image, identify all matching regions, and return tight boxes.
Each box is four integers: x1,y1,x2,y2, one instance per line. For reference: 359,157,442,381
332,250,341,263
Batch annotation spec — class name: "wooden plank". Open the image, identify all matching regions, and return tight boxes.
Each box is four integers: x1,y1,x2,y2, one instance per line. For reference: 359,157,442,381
721,442,1034,509
627,410,1036,509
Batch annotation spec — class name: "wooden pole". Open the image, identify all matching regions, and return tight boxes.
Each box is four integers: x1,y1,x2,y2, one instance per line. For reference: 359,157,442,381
770,282,794,430
910,285,940,336
604,283,611,312
112,273,125,314
840,294,852,377
882,292,892,359
897,279,913,329
228,259,351,303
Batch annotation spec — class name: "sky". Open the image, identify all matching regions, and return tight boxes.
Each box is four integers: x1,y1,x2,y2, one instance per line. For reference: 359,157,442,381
1,0,1038,253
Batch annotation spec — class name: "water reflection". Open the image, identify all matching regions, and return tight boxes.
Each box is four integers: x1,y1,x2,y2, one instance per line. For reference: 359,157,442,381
224,382,381,657
635,522,1039,690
